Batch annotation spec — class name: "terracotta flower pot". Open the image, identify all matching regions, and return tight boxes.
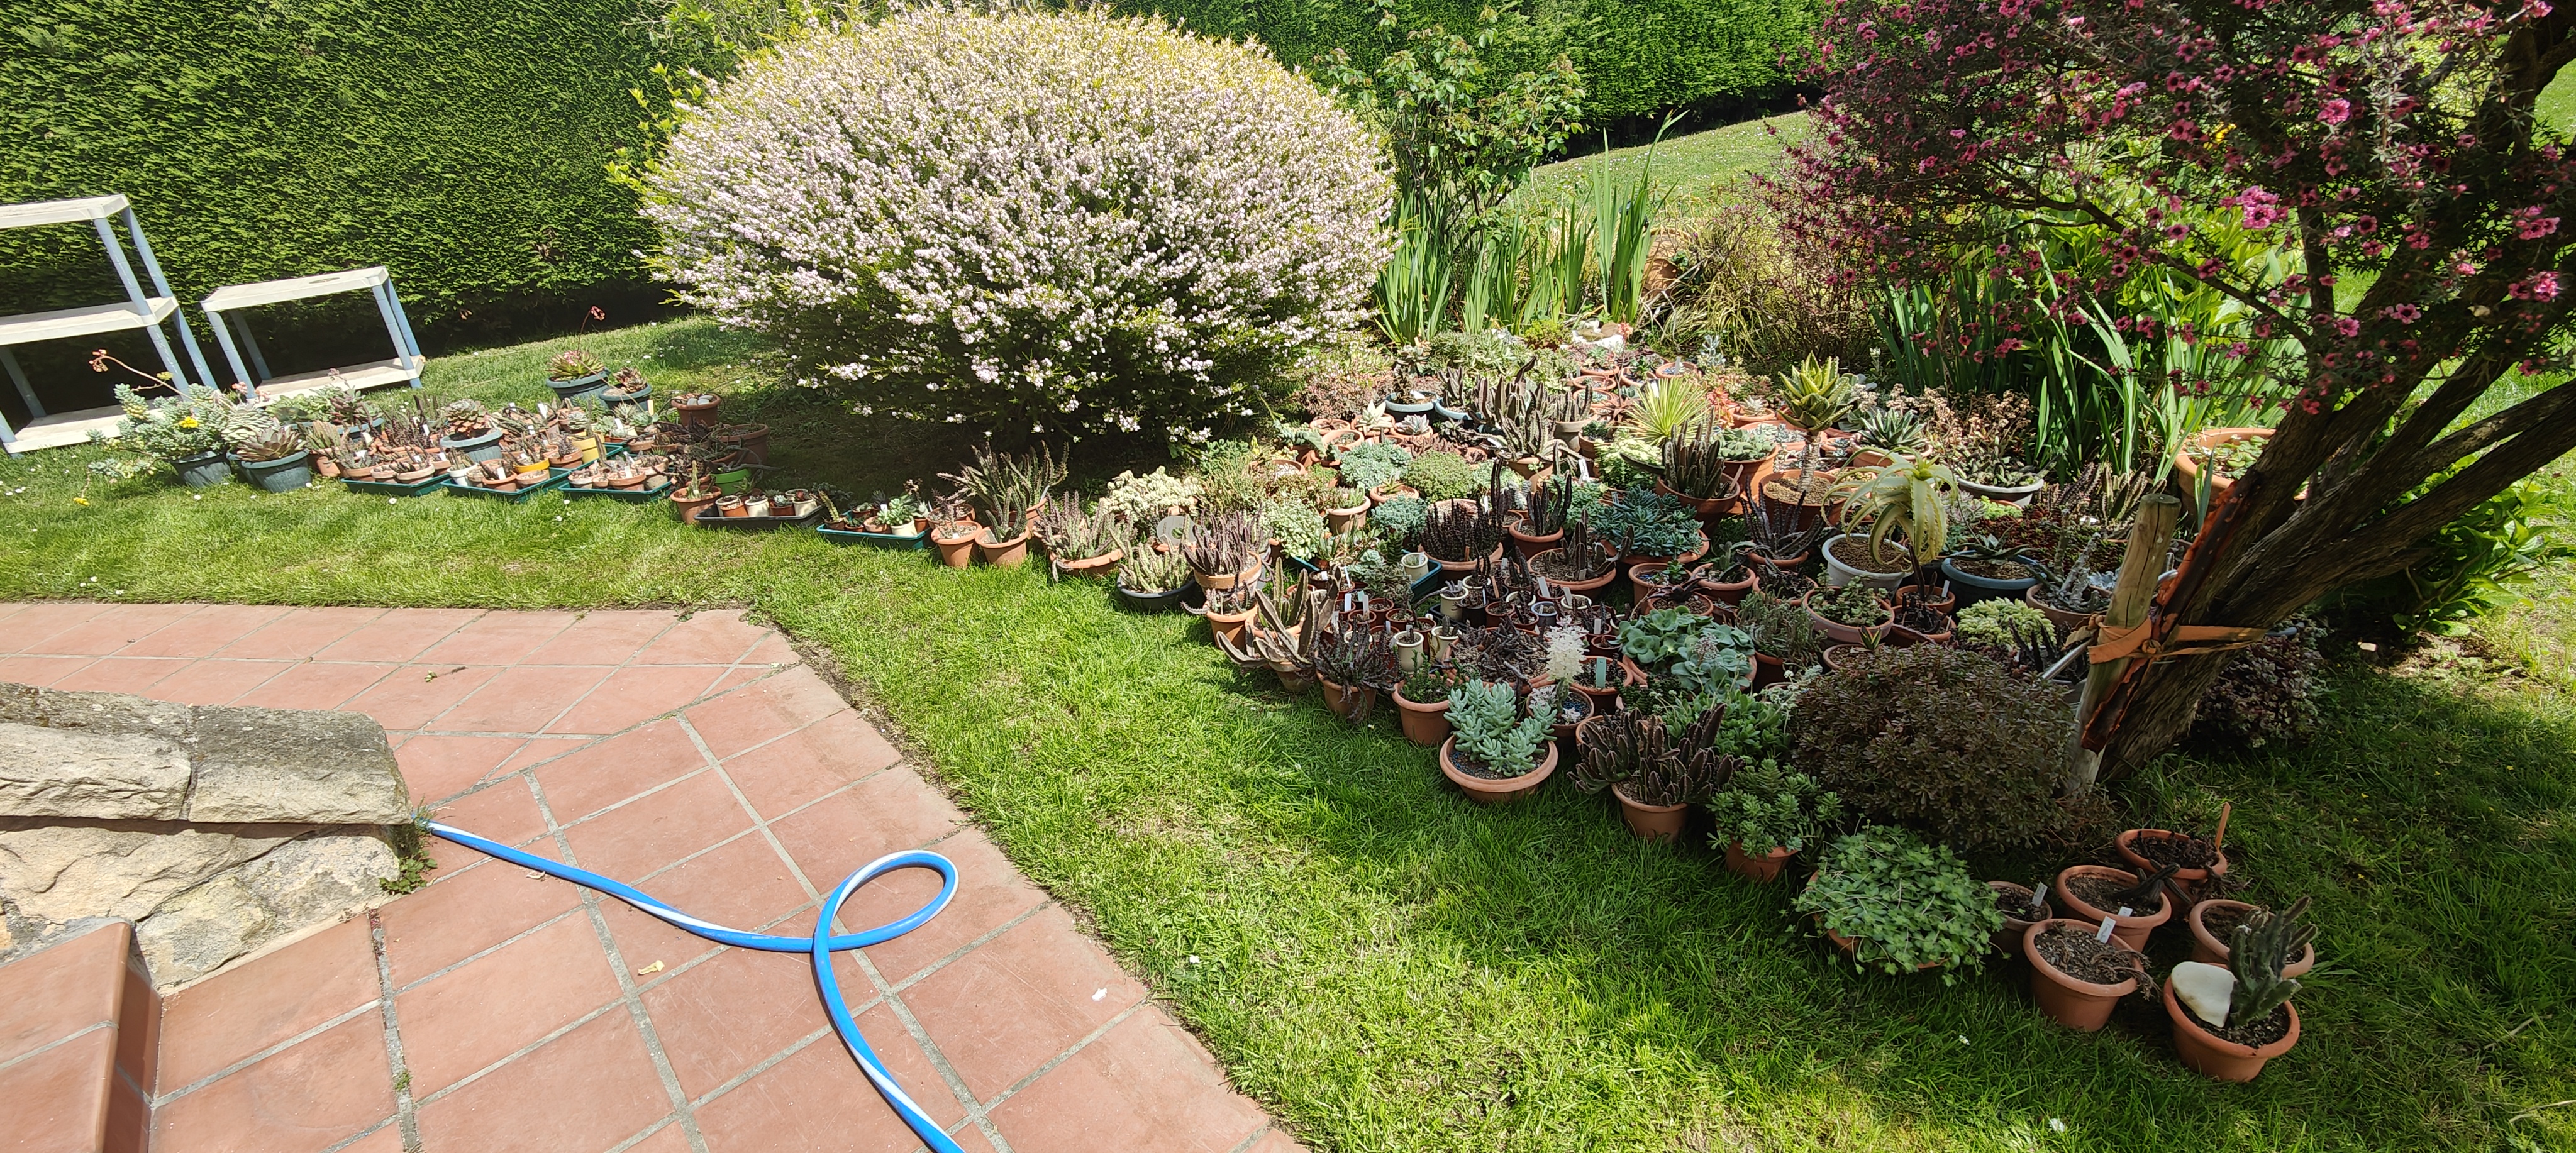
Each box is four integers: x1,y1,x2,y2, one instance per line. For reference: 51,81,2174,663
1054,548,1123,578
2171,426,2273,504
1701,564,1757,605
1434,546,1505,574
1653,478,1736,521
1725,842,1795,883
1393,689,1452,746
1989,881,2054,959
1629,563,1689,605
2116,829,2231,908
671,490,719,524
1751,651,1785,688
1614,784,1689,842
2025,583,2099,635
1819,923,1943,972
2163,979,2300,1082
1202,607,1253,646
1507,522,1565,560
1194,558,1263,591
1528,550,1619,595
2187,900,2316,977
716,495,748,517
2054,864,2173,952
931,529,979,568
2024,919,2136,1032
1318,677,1377,720
1799,591,1893,646
1438,737,1558,805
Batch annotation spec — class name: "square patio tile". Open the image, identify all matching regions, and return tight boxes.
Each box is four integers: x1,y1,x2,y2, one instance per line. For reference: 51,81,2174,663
682,669,853,761
630,612,770,666
1,1027,115,1153
531,721,710,824
140,658,293,705
392,915,623,1096
213,608,384,661
17,602,196,656
338,664,502,732
310,608,480,663
558,770,755,883
838,831,1048,986
230,660,395,712
0,653,94,687
395,734,531,804
112,605,288,658
157,918,381,1091
417,783,552,886
595,834,814,969
412,1011,672,1153
414,611,580,666
637,946,831,1100
148,1015,392,1153
896,906,1146,1101
691,1005,960,1153
380,854,587,989
521,610,677,667
0,601,110,653
722,710,902,820
545,665,731,736
984,1010,1269,1153
768,770,967,884
0,924,127,1065
47,655,194,695
431,665,612,736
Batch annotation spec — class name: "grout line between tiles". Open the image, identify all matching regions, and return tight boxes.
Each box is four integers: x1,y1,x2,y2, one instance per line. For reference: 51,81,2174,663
366,908,426,1152
977,997,1153,1117
0,1020,113,1078
150,1000,382,1105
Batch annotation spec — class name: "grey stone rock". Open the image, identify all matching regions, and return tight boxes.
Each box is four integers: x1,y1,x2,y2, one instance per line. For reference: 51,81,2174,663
235,834,397,925
136,875,276,985
0,722,192,820
0,820,292,925
0,683,194,737
186,704,409,825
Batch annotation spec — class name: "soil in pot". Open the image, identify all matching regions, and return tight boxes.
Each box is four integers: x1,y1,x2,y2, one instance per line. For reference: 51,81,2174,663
2056,865,2172,951
2062,870,2166,919
2176,992,2295,1049
2163,982,2299,1082
2118,829,2229,907
2025,921,2140,1032
1826,534,1909,583
1439,738,1557,804
1990,881,2053,958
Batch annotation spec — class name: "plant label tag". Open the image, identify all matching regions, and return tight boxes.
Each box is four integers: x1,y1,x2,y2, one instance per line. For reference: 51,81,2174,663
1536,576,1552,598
1343,593,1355,612
2096,915,2119,942
2029,884,2048,908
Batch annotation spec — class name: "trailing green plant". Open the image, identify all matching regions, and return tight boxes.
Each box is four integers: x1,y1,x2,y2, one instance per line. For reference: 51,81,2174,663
1790,645,2074,851
1446,680,1550,775
1263,496,1331,562
1812,583,1890,628
1589,489,1700,558
1705,761,1842,854
1335,440,1413,493
1402,450,1478,501
1793,826,2005,980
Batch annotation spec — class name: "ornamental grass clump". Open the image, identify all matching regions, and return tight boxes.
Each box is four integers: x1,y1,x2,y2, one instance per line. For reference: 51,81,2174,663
643,9,1391,443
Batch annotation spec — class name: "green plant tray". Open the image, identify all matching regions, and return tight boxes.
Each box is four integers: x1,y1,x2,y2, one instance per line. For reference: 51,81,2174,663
440,469,572,503
1411,568,1448,602
816,524,928,550
559,478,670,504
340,474,446,497
695,508,821,531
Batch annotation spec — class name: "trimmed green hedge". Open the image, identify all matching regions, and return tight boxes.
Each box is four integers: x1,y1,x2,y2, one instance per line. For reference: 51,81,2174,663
0,0,666,332
1124,0,1814,123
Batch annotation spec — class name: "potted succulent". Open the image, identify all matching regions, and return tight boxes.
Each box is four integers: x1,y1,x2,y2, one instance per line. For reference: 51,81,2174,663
1335,441,1413,502
1571,705,1731,842
1216,578,1326,692
603,366,652,405
222,409,313,492
2023,919,2153,1032
2054,864,2177,952
1736,590,1826,685
713,421,774,468
109,382,233,487
2189,899,2318,977
1758,356,1857,535
1706,761,1841,883
1592,490,1706,566
1189,584,1257,646
1035,494,1128,576
1392,663,1458,746
1439,680,1557,804
674,390,723,429
1953,599,2054,654
928,498,981,568
1114,545,1196,611
1508,476,1574,558
2115,810,2232,908
2170,426,2273,505
1802,583,1893,646
439,399,504,461
941,444,1064,567
1528,519,1619,595
1313,627,1396,721
2165,900,2313,1081
545,348,611,405
1419,500,1504,573
1321,487,1371,535
1183,510,1267,590
1792,827,2004,981
1940,533,2039,603
1655,425,1744,517
1741,499,1824,571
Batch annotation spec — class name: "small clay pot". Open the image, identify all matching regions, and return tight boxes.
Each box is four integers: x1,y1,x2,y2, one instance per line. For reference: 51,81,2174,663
977,531,1033,568
671,490,718,524
2054,864,2174,952
2187,899,2316,977
2116,829,2231,908
931,527,979,568
2024,919,2136,1032
1799,591,1893,646
1613,783,1688,842
1725,842,1795,883
1989,881,2054,959
1393,688,1451,746
1317,677,1377,721
2026,583,2098,634
1055,549,1124,578
716,495,749,517
1507,522,1565,560
1438,737,1557,804
2164,979,2300,1082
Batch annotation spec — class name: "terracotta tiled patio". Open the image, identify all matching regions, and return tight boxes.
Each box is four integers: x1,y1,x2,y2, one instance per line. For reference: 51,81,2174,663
0,601,1299,1153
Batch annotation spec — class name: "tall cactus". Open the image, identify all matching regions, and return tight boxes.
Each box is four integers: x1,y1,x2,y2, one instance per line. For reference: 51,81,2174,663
2228,897,2316,1027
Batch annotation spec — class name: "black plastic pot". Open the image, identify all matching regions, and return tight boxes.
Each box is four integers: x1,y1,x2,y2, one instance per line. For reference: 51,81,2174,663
1114,578,1197,612
1939,556,2038,605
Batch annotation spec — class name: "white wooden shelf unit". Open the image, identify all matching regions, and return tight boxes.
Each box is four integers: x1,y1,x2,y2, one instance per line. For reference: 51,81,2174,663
201,265,425,403
0,195,219,453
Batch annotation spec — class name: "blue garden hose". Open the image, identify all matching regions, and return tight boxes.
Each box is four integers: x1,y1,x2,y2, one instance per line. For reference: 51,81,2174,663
426,822,963,1153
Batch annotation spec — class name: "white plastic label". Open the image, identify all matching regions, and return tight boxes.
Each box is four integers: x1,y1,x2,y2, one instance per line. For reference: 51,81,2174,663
2096,915,2118,942
2030,884,2049,909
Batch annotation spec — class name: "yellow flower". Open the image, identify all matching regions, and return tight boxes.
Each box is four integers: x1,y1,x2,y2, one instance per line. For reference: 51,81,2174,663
72,497,89,505
179,416,199,428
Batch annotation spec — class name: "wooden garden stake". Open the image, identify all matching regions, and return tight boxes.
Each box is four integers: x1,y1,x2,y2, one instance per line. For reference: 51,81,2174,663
2066,494,2182,796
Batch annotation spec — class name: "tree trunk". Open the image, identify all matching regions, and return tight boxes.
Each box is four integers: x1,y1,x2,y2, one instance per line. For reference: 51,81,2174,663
2097,649,2237,783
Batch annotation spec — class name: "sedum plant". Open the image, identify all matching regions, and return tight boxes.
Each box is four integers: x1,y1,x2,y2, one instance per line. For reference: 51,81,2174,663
1401,450,1478,501
1705,761,1842,854
1955,599,2051,650
110,383,229,464
1262,497,1330,562
1792,826,2004,981
1446,680,1550,776
1102,468,1200,522
1335,441,1413,493
642,9,1390,444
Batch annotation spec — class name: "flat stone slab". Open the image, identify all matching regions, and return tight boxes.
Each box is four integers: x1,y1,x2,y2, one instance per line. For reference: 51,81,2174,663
0,685,408,825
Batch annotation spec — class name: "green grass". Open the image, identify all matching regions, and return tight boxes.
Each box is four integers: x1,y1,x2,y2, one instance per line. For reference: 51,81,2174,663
1520,112,1810,218
4,316,2572,1151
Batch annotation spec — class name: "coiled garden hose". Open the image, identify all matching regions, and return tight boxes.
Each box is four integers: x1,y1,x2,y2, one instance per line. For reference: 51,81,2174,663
425,822,963,1153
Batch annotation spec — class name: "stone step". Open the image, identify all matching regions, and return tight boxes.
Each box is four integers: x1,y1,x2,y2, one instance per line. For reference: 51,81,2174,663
0,920,158,1152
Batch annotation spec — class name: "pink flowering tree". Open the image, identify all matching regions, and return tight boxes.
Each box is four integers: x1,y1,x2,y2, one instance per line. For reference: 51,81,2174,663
1777,0,2572,776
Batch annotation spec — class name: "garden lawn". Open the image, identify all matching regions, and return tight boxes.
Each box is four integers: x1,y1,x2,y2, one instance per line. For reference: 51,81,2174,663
1519,112,1811,216
1,316,2571,1152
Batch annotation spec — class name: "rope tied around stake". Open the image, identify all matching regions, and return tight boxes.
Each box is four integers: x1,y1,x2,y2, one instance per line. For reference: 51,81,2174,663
2076,471,2272,752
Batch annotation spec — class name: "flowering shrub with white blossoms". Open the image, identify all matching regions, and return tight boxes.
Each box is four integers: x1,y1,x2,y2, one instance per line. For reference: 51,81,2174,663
642,8,1392,442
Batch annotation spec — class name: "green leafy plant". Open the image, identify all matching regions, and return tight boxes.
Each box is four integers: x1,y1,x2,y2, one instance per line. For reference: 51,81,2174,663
1616,607,1721,669
1812,583,1891,628
1336,440,1414,493
1446,680,1550,776
940,443,1067,540
1706,761,1843,854
1792,826,2006,980
1955,599,2052,649
1589,489,1700,558
547,348,605,380
1370,495,1430,549
1624,375,1711,444
1662,424,1741,500
109,382,228,464
1398,661,1458,705
1402,450,1479,501
1262,496,1330,561
1836,453,1962,571
1736,590,1825,666
1668,623,1757,697
2189,623,2326,749
1855,405,1929,455
1790,645,2074,851
2353,479,2568,637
